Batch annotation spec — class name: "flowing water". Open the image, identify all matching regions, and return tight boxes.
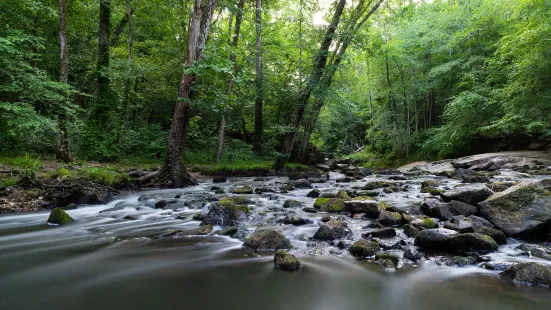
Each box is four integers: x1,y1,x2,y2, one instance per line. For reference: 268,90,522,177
1,175,551,310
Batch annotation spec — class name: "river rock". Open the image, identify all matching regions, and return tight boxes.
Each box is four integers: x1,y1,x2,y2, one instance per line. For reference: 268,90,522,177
435,256,477,267
343,199,380,217
414,228,458,250
154,200,168,209
367,227,396,239
283,199,303,208
307,189,320,198
403,224,419,238
213,176,227,183
404,246,423,261
448,233,498,253
316,164,331,172
441,184,494,205
255,187,275,194
500,263,551,287
349,240,379,257
313,220,350,240
282,216,313,226
274,250,301,271
243,229,292,251
287,179,312,189
375,252,401,267
478,179,551,238
313,198,345,212
421,199,478,220
232,185,254,194
201,202,248,226
462,175,490,183
47,207,74,225
377,211,403,227
362,181,393,190
473,226,507,245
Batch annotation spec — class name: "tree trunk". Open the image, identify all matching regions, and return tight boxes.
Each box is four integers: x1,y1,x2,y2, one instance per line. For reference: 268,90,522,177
122,0,133,122
97,0,111,102
295,0,385,163
275,0,347,172
56,0,74,163
253,0,263,153
217,0,245,162
159,0,217,188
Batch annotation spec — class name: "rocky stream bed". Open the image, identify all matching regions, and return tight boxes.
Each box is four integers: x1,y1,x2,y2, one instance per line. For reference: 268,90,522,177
2,152,551,310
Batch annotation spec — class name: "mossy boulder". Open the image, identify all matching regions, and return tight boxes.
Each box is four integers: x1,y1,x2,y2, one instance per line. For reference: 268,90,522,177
435,256,477,267
313,198,345,213
473,226,507,245
349,240,379,257
313,219,350,240
274,250,301,271
420,180,440,193
403,224,419,238
500,263,551,287
162,225,213,237
368,227,396,239
232,185,254,194
375,252,401,267
377,211,403,227
478,180,551,238
448,233,498,253
47,208,74,225
201,202,248,227
243,229,292,252
362,181,393,190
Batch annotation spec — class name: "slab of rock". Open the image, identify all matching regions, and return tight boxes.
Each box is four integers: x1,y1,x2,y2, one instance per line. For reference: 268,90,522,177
344,199,380,217
414,228,458,250
243,229,292,251
441,184,494,205
478,179,551,238
367,228,397,239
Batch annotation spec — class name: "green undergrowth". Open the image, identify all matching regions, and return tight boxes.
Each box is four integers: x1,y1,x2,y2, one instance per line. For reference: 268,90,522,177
190,160,308,175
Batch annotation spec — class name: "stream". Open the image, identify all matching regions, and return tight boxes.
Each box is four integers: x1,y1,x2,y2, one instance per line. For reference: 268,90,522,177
1,173,551,310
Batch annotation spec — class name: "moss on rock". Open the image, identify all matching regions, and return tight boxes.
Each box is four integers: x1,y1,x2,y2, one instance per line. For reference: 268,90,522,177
274,250,301,271
313,198,345,213
349,240,379,257
47,207,74,225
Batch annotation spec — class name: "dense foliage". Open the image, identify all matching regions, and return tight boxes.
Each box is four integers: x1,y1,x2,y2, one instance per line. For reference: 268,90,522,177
1,0,549,168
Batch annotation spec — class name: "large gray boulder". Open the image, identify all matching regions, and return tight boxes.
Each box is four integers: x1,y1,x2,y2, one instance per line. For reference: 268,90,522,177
441,184,494,205
414,228,458,250
421,198,477,220
448,233,498,253
343,198,380,217
500,263,551,287
201,202,248,227
313,220,350,240
478,180,551,238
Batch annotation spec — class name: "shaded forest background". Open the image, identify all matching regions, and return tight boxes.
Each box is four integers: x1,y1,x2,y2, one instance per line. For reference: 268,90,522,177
1,0,550,169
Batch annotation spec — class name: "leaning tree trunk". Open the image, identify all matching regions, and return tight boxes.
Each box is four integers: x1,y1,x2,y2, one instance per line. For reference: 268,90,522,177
159,0,217,188
274,0,347,172
253,0,263,153
217,0,245,162
56,0,74,163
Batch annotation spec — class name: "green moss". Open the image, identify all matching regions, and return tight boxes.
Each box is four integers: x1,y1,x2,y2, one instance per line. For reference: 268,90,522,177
393,212,402,220
274,250,301,271
429,188,444,196
236,205,251,213
0,177,18,188
362,181,392,190
47,207,74,225
423,218,438,229
335,190,351,199
79,166,129,186
313,198,345,212
375,252,400,267
349,240,379,257
218,196,251,213
353,196,377,201
379,201,391,210
232,185,254,194
47,167,72,179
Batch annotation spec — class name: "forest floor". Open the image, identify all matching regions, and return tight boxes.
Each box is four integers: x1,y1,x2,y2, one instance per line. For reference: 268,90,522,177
0,156,309,214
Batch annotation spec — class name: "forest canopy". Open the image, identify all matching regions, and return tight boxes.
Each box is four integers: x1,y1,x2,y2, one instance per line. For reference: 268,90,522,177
1,0,550,173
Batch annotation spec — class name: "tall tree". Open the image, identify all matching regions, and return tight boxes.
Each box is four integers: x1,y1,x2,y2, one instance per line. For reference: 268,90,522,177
297,0,385,162
274,0,347,171
216,0,245,162
159,0,217,187
97,0,111,103
253,0,263,153
56,0,74,162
